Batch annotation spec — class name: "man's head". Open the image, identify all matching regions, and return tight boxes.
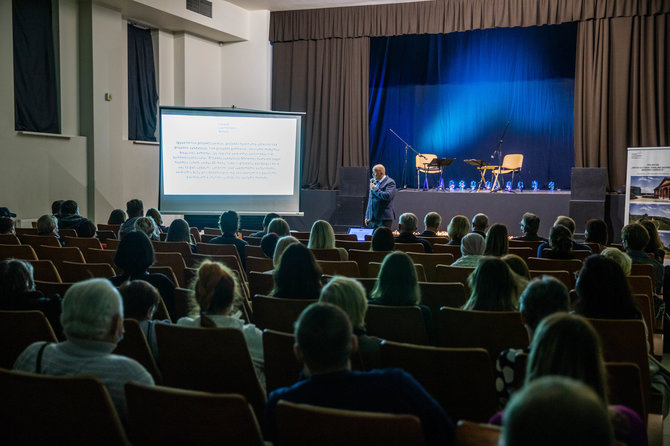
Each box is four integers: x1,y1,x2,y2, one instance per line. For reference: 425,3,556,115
471,213,488,232
60,200,79,216
424,212,441,232
294,303,356,376
263,213,280,231
519,276,569,335
398,213,418,233
51,200,64,216
372,164,385,181
520,212,540,236
61,278,124,343
126,198,144,218
621,223,650,251
553,216,576,236
502,376,612,446
219,210,240,234
0,217,15,235
37,214,58,236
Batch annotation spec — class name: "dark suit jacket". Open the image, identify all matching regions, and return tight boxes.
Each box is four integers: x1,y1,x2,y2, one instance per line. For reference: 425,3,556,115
365,176,396,226
395,232,433,253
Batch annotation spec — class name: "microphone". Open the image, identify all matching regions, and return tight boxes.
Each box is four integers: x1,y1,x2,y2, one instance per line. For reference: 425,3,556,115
491,150,497,159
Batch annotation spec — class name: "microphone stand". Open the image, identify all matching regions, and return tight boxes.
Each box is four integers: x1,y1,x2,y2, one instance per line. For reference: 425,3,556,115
491,121,511,193
389,129,426,190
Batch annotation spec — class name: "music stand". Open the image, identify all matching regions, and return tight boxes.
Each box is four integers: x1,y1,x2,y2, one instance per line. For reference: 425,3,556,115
464,159,491,192
428,158,455,190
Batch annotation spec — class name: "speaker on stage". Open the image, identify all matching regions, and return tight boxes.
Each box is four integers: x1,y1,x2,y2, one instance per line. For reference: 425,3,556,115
339,167,369,197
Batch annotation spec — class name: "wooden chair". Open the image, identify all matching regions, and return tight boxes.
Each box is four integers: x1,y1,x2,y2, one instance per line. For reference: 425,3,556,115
365,305,429,345
152,241,194,267
421,236,450,246
419,282,467,315
196,242,243,266
507,247,532,261
96,230,117,243
191,253,247,281
243,236,262,246
393,242,425,253
58,228,78,238
35,280,73,297
631,263,655,281
96,223,121,233
380,341,498,422
26,259,62,282
454,421,501,446
35,246,85,271
433,243,462,259
292,231,310,240
263,329,303,393
249,271,274,298
62,235,103,250
173,287,196,321
147,266,180,289
247,256,273,274
525,257,581,287
245,244,267,259
58,261,115,282
334,233,358,241
113,319,162,383
155,324,266,419
275,401,424,446
189,227,202,243
83,247,120,270
0,243,38,260
628,275,654,300
154,252,187,287
252,295,316,333
368,261,427,282
21,234,61,249
529,270,572,290
317,260,360,277
348,249,391,278
0,310,58,369
407,252,455,281
508,240,542,249
436,308,528,363
203,227,222,235
125,382,264,446
0,369,128,445
607,362,647,420
435,265,474,288
309,248,341,261
335,240,371,251
105,238,121,249
632,293,660,357
0,233,20,244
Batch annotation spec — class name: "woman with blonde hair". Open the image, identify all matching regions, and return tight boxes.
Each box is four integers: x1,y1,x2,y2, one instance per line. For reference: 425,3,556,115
308,219,348,260
447,215,469,245
273,235,300,267
134,216,159,240
600,247,632,276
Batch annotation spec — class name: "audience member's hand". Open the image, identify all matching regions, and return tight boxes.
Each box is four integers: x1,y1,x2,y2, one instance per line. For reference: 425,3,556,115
370,182,376,190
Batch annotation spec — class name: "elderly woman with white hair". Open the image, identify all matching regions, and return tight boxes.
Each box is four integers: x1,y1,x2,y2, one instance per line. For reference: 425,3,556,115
451,232,486,267
13,278,154,419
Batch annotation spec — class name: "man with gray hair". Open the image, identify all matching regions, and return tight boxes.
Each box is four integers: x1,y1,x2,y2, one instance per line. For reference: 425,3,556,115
13,278,154,419
365,164,396,229
471,213,489,238
395,212,433,253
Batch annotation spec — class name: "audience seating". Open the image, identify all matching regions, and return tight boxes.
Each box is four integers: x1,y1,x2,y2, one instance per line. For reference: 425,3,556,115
154,252,187,287
528,270,572,289
421,236,450,246
379,341,498,422
275,401,424,446
14,227,39,238
155,324,266,419
113,319,162,383
248,271,274,298
631,263,655,281
125,382,264,446
436,308,527,363
292,231,310,240
189,227,202,243
334,233,358,241
309,248,342,261
632,293,661,358
365,305,429,345
607,362,647,421
454,421,501,446
508,240,542,249
316,260,360,278
196,242,244,265
263,329,303,393
148,266,180,288
26,259,62,282
58,228,78,238
153,241,194,267
58,261,115,282
407,252,455,281
96,223,121,233
432,243,462,258
247,256,273,274
243,236,262,246
21,234,61,250
0,310,58,369
62,236,103,250
35,246,85,272
0,243,38,261
583,242,602,253
507,247,532,261
393,242,425,253
83,248,121,273
368,261,427,282
419,282,467,315
0,369,128,445
105,238,121,249
34,280,73,297
173,287,195,321
203,227,222,235
628,275,655,300
191,253,247,281
245,244,267,259
348,249,391,278
252,295,316,333
525,257,582,287
96,230,117,243
0,234,20,244
435,265,474,289
335,240,371,251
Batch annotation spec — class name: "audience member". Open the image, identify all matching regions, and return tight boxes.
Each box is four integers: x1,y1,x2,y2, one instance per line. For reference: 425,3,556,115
272,243,322,300
110,231,176,320
13,279,155,420
272,235,300,267
451,233,485,267
640,220,666,263
119,280,167,359
463,257,519,311
134,216,159,240
395,212,433,253
261,232,279,259
308,220,348,260
36,214,59,238
600,247,632,276
420,211,441,237
146,208,167,233
536,216,591,256
512,212,546,241
76,219,97,238
0,216,15,235
320,276,382,369
539,224,574,259
51,200,63,218
502,254,531,281
250,212,280,238
166,218,195,251
57,200,91,234
177,261,264,385
107,209,127,225
584,218,608,252
268,217,290,237
471,213,488,238
264,303,455,445
370,226,394,251
0,207,16,219
209,210,249,271
622,223,664,294
119,198,144,239
484,223,509,256
447,215,469,245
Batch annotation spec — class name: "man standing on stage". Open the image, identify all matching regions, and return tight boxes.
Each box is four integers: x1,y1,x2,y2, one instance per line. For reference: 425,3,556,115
365,164,396,229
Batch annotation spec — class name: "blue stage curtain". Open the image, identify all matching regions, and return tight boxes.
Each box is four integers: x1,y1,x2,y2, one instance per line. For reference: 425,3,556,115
369,23,577,190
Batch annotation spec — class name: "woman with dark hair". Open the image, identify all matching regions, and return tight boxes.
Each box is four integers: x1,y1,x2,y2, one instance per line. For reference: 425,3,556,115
271,243,323,300
585,218,608,252
540,224,574,259
370,226,394,251
146,208,168,233
166,218,196,251
107,209,127,225
484,223,509,257
119,280,168,359
640,220,665,263
463,257,519,311
110,231,176,320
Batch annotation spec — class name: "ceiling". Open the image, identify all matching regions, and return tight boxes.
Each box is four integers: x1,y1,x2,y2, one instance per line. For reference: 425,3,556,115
226,0,430,12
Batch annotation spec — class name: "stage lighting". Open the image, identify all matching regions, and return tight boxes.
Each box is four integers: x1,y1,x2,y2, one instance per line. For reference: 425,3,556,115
548,181,555,191
485,181,491,190
517,181,524,191
458,180,465,191
448,180,455,191
470,181,477,191
531,180,539,191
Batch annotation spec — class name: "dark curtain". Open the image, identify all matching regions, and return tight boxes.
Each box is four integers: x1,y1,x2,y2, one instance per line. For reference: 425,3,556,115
272,37,370,189
369,25,577,189
128,25,159,142
13,0,59,133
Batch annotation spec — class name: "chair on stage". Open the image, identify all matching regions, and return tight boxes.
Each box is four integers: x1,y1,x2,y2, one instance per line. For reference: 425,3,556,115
416,154,442,190
489,154,523,191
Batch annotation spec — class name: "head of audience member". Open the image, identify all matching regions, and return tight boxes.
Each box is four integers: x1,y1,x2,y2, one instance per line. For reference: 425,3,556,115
294,303,356,376
146,208,163,227
424,212,441,233
0,259,35,303
126,198,144,219
36,214,58,236
114,231,155,276
268,217,290,237
372,164,386,181
320,276,368,332
575,255,639,320
471,213,488,233
502,254,531,280
261,232,279,259
166,218,192,244
484,223,509,256
447,215,469,243
520,212,541,237
0,217,15,235
272,243,322,300
262,213,281,232
585,219,608,245
308,220,337,250
193,261,240,316
107,209,127,225
621,223,649,252
463,257,518,311
370,251,420,306
600,247,632,276
640,220,663,254
398,212,418,234
370,226,394,251
0,207,16,219
60,200,79,216
518,276,569,340
61,278,124,344
51,200,64,216
134,216,157,239
273,235,300,267
119,280,159,321
502,376,613,446
460,233,485,257
77,220,97,238
554,215,576,236
548,224,572,255
218,210,240,235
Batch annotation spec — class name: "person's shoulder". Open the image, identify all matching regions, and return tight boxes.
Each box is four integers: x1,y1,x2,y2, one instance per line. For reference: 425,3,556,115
106,353,155,382
147,273,176,287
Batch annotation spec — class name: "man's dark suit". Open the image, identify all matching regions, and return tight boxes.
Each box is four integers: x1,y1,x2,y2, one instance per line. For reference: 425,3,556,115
365,175,396,228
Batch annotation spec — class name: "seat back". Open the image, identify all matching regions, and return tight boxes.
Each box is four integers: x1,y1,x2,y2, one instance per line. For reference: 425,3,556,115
0,310,58,369
316,260,360,277
97,223,121,233
435,265,474,288
335,240,371,251
368,261,426,282
454,421,501,446
419,282,467,315
105,238,121,249
0,369,128,445
26,259,62,282
525,257,582,274
501,154,523,170
508,240,542,249
606,362,646,420
189,227,202,243
416,153,439,172
309,248,341,261
203,227,222,235
365,305,429,345
628,275,654,300
196,242,243,265
113,319,162,383
348,249,391,277
275,401,424,446
432,243,463,258
173,287,196,321
528,270,572,289
252,295,316,333
83,248,121,273
58,261,115,282
35,246,85,271
0,234,20,244
190,253,246,280
0,243,38,260
125,382,263,446
21,234,61,249
152,241,194,267
155,324,266,419
394,242,426,253
507,247,532,261
632,294,655,352
34,280,74,297
245,244,267,259
249,271,275,298
263,329,303,393
247,256,273,273
630,263,654,281
407,252,455,281
62,236,103,250
154,252,187,287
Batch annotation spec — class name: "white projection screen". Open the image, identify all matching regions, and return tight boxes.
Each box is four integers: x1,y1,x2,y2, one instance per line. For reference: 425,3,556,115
159,107,304,215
